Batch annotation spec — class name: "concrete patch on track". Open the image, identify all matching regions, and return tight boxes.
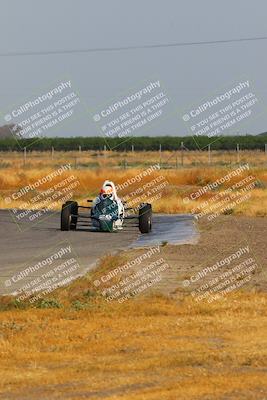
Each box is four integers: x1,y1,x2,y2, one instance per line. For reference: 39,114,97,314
132,214,199,248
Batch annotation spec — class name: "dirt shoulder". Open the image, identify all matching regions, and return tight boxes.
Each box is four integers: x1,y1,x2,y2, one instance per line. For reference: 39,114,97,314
120,215,267,298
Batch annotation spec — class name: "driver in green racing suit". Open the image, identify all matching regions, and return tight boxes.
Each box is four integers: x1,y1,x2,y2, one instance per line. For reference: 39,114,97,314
91,180,124,230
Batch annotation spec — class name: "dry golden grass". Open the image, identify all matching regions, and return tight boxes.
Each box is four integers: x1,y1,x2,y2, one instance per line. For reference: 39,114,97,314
0,292,267,399
0,150,266,216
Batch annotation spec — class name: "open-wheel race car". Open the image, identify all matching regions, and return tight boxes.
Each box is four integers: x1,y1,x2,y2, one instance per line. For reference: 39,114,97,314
60,199,152,233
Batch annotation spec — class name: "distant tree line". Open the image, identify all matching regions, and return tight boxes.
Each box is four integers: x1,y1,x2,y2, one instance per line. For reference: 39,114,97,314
0,135,267,151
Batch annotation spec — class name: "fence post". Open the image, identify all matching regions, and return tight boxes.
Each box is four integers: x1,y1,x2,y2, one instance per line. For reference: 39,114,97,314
159,144,162,169
131,144,134,153
265,144,267,156
237,144,240,163
181,142,184,166
23,147,27,166
51,146,54,159
79,145,81,153
208,144,211,164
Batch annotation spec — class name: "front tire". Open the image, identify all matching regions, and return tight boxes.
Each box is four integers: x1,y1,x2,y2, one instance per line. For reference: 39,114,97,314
61,201,78,231
139,203,152,233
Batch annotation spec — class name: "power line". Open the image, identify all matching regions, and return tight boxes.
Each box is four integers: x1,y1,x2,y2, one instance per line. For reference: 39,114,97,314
0,35,267,57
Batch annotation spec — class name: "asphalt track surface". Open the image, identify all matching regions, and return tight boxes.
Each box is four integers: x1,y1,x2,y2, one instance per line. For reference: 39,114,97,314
0,209,198,296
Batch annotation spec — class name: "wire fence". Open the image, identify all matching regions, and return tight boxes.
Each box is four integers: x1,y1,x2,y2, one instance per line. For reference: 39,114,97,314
1,146,267,170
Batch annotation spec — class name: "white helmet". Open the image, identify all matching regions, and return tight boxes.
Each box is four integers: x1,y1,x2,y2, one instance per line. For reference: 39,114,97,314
99,180,118,201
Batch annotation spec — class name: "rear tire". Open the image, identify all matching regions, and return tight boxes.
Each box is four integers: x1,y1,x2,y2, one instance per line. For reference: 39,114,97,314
139,203,152,233
61,201,78,231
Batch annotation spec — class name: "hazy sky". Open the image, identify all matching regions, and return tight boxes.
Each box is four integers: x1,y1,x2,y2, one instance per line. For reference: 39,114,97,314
0,0,267,139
